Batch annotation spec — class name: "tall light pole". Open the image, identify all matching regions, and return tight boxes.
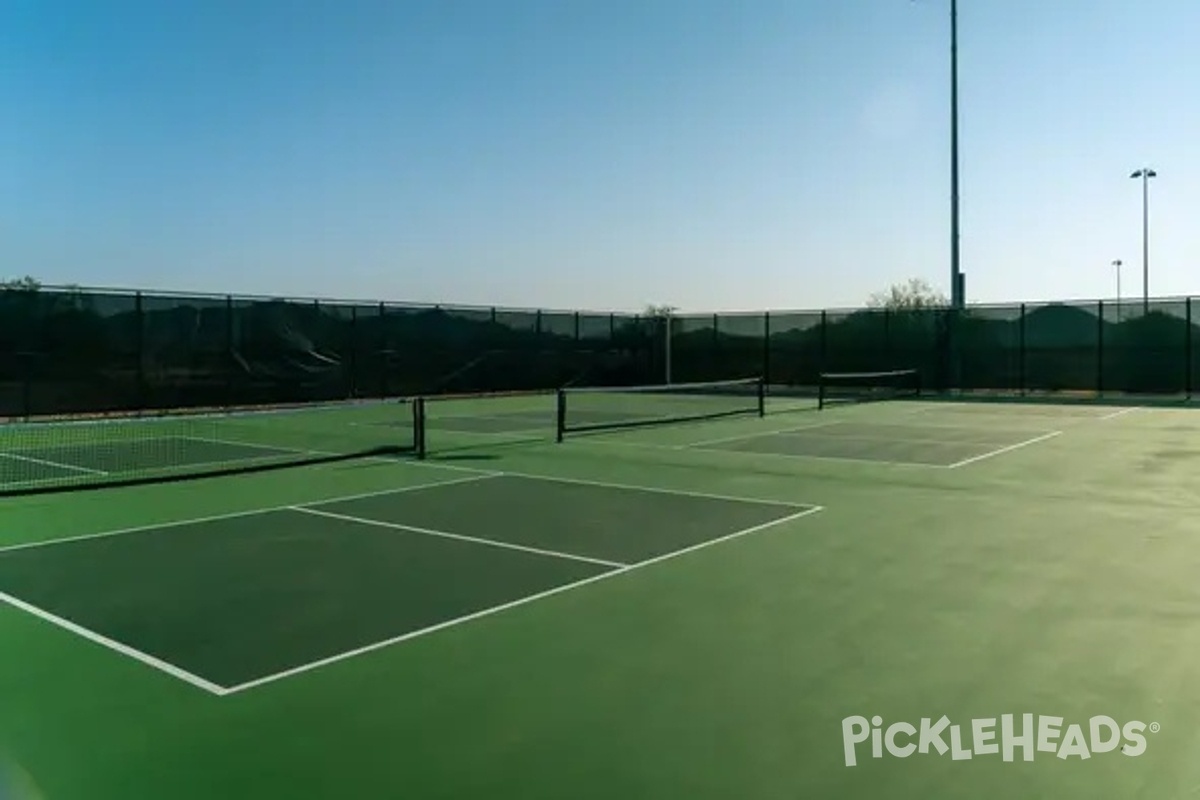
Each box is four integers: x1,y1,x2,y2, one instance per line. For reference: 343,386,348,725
1130,168,1156,313
1111,259,1122,319
912,0,963,308
949,0,962,310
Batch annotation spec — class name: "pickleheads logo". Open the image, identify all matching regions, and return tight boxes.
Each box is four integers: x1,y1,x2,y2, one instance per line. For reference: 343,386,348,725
842,715,1160,767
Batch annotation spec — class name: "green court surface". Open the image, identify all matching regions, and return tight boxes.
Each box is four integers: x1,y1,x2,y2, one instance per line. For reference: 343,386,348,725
2,395,1199,798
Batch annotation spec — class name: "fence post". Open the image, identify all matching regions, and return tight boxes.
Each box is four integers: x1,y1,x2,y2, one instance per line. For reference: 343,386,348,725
819,310,828,376
664,313,672,384
225,294,235,409
348,305,358,399
573,311,580,342
1187,297,1193,400
763,311,771,385
378,302,387,398
1096,300,1104,396
1018,303,1027,396
883,309,891,369
135,291,146,413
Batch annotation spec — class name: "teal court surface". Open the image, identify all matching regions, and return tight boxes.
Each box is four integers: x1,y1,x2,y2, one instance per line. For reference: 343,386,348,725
2,390,1198,799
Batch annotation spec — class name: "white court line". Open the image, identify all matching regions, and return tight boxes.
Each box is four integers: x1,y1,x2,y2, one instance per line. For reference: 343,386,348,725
681,421,843,449
0,590,227,696
288,505,627,569
220,504,824,695
1099,406,1140,421
0,451,108,476
409,460,816,508
945,430,1064,469
570,436,951,469
0,473,504,556
762,430,1030,449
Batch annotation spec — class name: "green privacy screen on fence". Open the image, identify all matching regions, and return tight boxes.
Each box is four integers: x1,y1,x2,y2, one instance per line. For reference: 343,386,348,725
0,286,1196,419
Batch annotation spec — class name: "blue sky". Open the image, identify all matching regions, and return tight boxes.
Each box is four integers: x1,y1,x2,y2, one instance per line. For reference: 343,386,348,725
2,0,1197,312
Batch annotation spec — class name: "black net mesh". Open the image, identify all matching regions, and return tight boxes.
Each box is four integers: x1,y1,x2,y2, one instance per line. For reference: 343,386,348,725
1023,301,1101,394
714,313,767,382
819,368,921,408
611,314,660,386
226,298,350,407
0,287,40,417
11,283,1200,473
537,311,586,389
823,310,891,374
347,303,385,399
1102,300,1189,395
0,398,424,497
566,313,624,387
766,312,824,389
888,309,944,387
670,315,719,383
375,304,431,397
558,377,764,437
41,290,142,417
540,312,577,342
1191,299,1200,399
483,309,549,391
424,306,494,394
142,293,232,411
955,304,1023,393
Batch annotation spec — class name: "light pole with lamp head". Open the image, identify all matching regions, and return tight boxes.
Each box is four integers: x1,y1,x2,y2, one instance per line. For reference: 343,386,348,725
1111,259,1122,320
1129,168,1157,313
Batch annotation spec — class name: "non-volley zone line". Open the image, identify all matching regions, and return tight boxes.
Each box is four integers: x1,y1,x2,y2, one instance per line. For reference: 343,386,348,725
0,467,823,696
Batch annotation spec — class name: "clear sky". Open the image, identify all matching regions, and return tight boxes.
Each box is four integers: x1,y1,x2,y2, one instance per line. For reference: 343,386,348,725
2,0,1197,313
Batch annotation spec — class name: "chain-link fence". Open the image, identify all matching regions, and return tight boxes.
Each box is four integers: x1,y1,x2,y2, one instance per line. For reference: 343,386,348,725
1,286,1195,419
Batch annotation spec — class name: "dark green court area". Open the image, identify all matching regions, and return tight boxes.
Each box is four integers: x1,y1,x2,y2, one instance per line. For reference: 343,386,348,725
685,420,1058,467
0,473,813,692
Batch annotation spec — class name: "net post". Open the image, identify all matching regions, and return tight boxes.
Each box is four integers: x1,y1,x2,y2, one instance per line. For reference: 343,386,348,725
817,373,826,410
555,389,566,443
756,376,766,417
413,396,427,459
